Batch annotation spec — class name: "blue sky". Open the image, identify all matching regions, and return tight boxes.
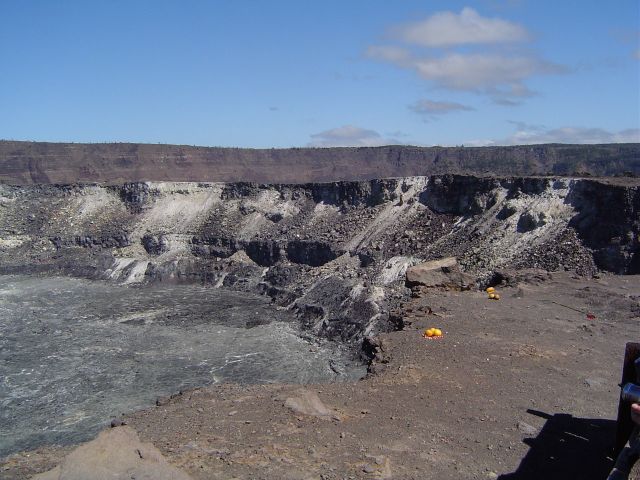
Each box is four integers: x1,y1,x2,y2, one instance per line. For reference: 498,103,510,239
1,0,639,147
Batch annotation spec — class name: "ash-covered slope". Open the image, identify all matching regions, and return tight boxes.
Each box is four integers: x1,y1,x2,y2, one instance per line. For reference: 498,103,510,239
1,141,639,184
1,176,638,345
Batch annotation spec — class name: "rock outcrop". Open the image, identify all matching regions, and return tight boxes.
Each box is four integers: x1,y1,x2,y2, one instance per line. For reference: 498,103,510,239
405,257,475,290
284,389,342,420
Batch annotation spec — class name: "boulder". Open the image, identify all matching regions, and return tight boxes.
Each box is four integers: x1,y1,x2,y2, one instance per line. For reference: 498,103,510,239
517,210,547,233
31,426,193,480
405,257,474,290
284,389,342,420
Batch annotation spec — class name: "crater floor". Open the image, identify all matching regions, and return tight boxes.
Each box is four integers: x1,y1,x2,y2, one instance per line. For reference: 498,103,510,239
4,271,637,479
0,275,364,457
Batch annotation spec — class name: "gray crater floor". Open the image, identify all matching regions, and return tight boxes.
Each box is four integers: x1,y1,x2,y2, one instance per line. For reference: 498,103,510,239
0,275,365,457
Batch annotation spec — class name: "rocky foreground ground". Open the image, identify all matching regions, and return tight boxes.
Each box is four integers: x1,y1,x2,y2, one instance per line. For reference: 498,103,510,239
1,171,638,478
3,270,638,480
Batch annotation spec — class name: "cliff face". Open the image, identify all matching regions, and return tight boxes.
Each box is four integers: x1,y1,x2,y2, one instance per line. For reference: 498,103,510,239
1,141,639,185
1,175,638,345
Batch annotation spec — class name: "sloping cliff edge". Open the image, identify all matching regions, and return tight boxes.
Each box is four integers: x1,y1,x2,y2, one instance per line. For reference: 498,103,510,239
1,175,638,347
1,141,639,185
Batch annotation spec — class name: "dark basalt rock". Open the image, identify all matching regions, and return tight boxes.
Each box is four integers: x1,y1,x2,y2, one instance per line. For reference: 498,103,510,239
286,241,340,267
222,265,266,291
517,211,547,233
357,252,376,268
296,304,325,329
117,183,158,212
50,234,131,250
420,175,499,215
190,236,237,258
566,180,640,273
309,179,399,207
142,234,169,255
497,204,518,220
263,265,299,286
244,240,282,267
505,177,552,197
265,212,283,222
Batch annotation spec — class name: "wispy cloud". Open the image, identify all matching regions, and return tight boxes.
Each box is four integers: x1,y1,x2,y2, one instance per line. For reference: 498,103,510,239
609,28,640,61
386,130,411,138
391,7,529,47
409,99,474,120
467,122,640,146
366,48,564,104
367,7,565,105
411,54,562,92
307,125,400,147
365,46,413,66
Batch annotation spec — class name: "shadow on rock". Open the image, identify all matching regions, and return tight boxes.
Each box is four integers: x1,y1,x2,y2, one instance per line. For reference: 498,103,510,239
499,409,615,480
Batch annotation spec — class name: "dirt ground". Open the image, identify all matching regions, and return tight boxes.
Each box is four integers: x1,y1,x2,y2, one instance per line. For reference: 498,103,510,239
2,271,639,479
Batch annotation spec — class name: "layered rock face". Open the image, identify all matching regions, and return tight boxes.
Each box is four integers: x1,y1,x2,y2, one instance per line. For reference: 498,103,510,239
1,141,639,184
1,176,638,345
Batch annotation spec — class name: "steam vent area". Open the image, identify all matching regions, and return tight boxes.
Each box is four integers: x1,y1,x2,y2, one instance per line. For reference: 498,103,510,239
1,141,640,480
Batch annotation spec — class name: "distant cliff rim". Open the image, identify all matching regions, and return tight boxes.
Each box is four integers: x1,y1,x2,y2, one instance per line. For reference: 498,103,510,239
1,140,638,185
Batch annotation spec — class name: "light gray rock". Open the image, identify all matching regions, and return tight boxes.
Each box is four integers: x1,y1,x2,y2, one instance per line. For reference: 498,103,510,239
284,389,342,420
517,420,538,436
31,426,193,480
405,257,474,290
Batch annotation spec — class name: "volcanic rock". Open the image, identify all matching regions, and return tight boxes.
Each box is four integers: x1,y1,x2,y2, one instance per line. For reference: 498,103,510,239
31,426,192,480
284,389,342,420
405,257,475,290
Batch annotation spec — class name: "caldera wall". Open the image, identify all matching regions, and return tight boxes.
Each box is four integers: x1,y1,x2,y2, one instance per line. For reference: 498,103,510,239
1,141,639,184
1,175,638,345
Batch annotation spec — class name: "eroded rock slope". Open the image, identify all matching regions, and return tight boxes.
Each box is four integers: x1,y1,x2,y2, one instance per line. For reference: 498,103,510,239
1,175,638,345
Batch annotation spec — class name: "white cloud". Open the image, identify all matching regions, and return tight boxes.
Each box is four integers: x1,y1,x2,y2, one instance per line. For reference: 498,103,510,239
508,126,640,144
409,99,474,116
393,7,530,47
412,53,562,90
365,46,412,66
367,48,565,103
307,125,400,147
464,138,497,147
468,123,640,145
367,7,565,104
